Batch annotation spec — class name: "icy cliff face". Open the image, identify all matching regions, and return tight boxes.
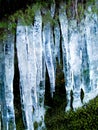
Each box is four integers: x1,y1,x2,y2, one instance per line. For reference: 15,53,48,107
16,10,46,130
0,1,98,130
59,4,98,109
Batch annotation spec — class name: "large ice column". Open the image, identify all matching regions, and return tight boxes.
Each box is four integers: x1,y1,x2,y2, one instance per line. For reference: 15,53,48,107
33,10,42,86
16,25,34,130
59,4,71,109
59,3,69,87
81,34,90,93
68,20,82,108
50,2,57,73
84,6,98,102
27,26,37,111
1,34,16,130
33,10,46,129
43,23,55,97
33,10,42,118
42,4,56,98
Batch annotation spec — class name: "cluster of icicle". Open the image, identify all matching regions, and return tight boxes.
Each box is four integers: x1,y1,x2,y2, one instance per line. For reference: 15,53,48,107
0,1,98,130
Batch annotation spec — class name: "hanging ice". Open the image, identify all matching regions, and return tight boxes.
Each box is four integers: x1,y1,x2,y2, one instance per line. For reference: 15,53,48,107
1,1,98,129
1,34,16,130
54,22,60,64
59,3,69,88
43,22,55,97
32,10,46,129
84,6,98,102
68,20,83,108
59,3,71,110
33,10,42,86
16,24,34,130
59,3,98,109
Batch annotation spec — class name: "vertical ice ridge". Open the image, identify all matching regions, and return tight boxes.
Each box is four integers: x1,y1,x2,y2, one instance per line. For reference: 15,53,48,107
54,23,60,64
16,25,33,130
43,23,55,97
2,34,16,130
59,3,69,87
28,25,37,111
84,6,98,103
59,4,71,109
33,10,46,130
50,0,56,73
33,10,42,86
50,27,56,73
69,20,82,108
81,34,90,93
85,8,98,90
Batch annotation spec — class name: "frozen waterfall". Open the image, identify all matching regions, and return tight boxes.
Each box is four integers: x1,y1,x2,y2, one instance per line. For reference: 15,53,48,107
59,3,98,109
0,1,98,130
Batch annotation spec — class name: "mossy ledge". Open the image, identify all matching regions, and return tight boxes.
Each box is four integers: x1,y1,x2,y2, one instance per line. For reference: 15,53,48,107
45,96,98,130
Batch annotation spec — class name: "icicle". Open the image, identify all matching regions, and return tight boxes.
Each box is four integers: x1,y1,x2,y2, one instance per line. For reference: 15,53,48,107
85,7,98,90
54,23,60,64
68,20,82,108
33,10,42,119
33,10,46,130
50,26,56,74
27,25,37,111
59,3,71,110
43,23,55,97
16,24,33,130
2,34,16,130
33,10,42,86
59,3,69,87
50,2,57,73
84,6,98,102
78,19,86,96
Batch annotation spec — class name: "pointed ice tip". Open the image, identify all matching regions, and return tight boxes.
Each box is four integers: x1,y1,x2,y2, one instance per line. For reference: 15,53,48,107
51,92,54,98
51,90,55,98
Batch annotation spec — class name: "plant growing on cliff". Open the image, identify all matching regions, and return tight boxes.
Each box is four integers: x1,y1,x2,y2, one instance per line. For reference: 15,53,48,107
45,96,98,130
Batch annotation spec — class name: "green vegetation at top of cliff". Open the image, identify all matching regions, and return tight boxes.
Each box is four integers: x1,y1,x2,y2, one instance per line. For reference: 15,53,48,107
0,0,97,40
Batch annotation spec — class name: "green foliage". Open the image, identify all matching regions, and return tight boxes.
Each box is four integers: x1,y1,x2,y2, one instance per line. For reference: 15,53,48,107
42,10,58,26
0,21,8,28
52,63,67,110
9,3,42,25
0,18,16,40
0,0,98,41
34,121,38,130
0,21,7,40
15,108,24,130
45,96,98,130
